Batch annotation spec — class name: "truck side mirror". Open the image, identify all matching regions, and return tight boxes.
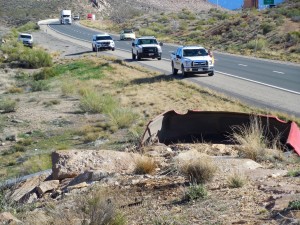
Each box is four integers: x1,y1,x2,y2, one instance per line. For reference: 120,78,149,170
132,43,135,47
159,42,163,46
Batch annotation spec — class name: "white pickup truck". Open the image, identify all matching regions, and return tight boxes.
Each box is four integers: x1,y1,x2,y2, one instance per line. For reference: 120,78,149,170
171,46,214,77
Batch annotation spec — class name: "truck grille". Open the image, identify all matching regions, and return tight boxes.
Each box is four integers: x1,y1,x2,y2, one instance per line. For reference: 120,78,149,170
142,47,158,53
192,61,208,68
100,42,110,46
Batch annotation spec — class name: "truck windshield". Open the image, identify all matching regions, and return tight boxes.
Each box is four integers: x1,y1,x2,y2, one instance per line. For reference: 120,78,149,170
20,35,32,39
138,39,157,45
96,36,112,41
183,49,208,57
63,15,70,17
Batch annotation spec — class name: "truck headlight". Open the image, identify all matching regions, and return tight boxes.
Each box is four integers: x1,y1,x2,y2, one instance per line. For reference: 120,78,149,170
209,60,212,65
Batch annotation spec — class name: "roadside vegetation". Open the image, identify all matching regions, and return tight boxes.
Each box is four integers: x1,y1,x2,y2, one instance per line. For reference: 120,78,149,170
81,0,300,63
1,49,299,181
0,22,52,68
1,18,300,225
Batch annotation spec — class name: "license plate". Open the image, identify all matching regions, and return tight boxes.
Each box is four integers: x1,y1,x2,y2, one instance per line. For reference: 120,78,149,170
198,68,203,71
149,53,154,56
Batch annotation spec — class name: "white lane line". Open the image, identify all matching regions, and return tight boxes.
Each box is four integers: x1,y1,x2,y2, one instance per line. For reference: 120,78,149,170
238,64,248,67
273,71,285,74
216,71,300,95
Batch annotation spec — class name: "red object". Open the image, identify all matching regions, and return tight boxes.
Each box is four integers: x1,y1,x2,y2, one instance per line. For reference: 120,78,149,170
287,122,300,155
87,13,93,19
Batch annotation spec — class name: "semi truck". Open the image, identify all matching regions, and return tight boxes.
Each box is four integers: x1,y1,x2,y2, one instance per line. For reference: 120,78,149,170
60,10,72,24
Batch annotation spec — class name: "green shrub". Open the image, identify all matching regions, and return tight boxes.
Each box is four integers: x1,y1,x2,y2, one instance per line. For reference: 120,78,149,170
288,200,300,210
0,98,17,113
109,108,138,129
261,22,275,35
184,184,208,201
19,48,53,68
33,67,58,81
17,22,39,33
30,80,50,92
79,91,117,114
0,41,52,68
138,28,157,37
246,38,267,51
287,170,300,177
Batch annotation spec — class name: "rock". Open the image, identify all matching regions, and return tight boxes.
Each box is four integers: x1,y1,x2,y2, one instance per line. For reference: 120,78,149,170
271,194,300,211
50,189,62,199
5,134,17,141
52,150,140,180
36,180,60,197
66,182,89,191
0,212,22,224
9,174,48,202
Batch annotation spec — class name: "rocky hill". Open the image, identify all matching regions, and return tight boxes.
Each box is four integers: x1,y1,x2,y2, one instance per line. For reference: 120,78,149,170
0,0,217,26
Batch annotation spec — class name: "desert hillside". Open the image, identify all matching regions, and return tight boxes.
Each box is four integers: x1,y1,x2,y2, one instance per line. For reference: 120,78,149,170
0,0,216,26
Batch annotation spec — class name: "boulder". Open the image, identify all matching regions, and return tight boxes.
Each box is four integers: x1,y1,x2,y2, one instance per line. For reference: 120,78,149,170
52,150,140,180
0,212,22,224
36,180,60,197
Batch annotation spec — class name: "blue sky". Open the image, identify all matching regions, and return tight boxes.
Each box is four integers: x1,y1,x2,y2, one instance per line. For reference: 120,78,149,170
208,0,284,10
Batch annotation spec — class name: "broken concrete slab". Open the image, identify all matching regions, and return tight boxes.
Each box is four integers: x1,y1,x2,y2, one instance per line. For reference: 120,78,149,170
8,174,48,202
36,180,60,197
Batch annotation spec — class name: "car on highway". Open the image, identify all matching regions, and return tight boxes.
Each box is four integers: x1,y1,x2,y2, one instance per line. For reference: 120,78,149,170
120,29,135,40
92,33,115,52
18,33,33,48
73,15,80,20
171,46,214,77
131,36,163,61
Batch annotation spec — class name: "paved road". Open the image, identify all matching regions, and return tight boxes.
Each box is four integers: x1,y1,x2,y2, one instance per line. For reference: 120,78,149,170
48,21,300,117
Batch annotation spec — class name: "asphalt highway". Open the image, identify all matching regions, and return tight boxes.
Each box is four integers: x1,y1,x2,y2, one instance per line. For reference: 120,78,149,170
48,22,300,117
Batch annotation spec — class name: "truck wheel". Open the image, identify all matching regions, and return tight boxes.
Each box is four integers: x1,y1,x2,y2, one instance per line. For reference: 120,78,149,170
137,53,141,61
158,54,162,60
112,48,115,51
208,71,214,76
132,51,136,60
172,62,178,75
181,65,187,77
92,45,96,52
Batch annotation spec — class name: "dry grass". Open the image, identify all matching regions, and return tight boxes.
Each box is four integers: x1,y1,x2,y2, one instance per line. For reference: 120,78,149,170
134,156,157,175
178,154,217,184
230,116,267,161
226,172,247,188
229,116,286,162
